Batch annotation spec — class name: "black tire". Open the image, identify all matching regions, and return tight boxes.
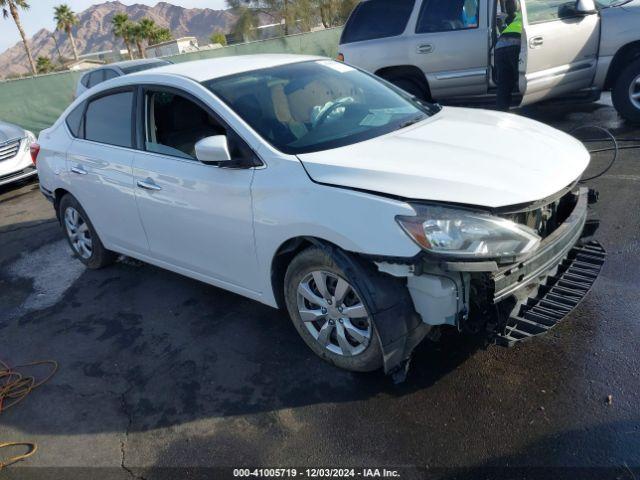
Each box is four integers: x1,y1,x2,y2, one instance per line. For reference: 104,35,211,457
284,247,383,372
611,58,640,124
390,77,429,101
58,194,117,269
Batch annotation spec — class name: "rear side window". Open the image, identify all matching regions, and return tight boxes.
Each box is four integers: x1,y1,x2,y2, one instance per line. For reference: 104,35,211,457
66,102,85,138
416,0,480,33
341,0,416,44
85,91,134,148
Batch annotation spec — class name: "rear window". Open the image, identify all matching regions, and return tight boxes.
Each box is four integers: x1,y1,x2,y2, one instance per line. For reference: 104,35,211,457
119,61,170,74
341,0,416,44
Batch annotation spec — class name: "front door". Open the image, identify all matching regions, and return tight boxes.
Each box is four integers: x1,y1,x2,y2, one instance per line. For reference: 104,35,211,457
409,0,490,99
519,0,600,105
132,87,261,294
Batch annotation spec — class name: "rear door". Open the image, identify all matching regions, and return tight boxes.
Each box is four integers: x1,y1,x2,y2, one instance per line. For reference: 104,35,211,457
408,0,490,99
66,88,149,253
519,0,600,105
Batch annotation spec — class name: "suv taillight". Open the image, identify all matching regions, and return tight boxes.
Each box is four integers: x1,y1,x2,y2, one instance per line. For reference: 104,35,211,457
30,143,40,165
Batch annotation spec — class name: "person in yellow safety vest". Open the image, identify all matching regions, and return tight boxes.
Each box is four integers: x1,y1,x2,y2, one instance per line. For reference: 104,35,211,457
495,0,523,111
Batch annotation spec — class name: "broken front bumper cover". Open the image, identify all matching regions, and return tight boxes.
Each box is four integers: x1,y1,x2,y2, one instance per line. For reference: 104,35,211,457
495,240,605,346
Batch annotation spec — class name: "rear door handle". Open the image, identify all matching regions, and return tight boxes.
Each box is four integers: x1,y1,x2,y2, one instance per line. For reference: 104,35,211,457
136,179,162,191
417,44,434,54
529,36,544,48
71,166,87,175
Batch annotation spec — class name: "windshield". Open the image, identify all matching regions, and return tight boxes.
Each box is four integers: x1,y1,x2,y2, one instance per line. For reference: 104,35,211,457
203,60,439,155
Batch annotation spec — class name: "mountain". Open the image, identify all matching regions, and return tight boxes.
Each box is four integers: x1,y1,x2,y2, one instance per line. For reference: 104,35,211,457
0,1,239,79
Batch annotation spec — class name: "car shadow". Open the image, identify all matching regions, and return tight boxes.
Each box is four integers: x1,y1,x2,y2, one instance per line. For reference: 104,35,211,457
0,245,485,436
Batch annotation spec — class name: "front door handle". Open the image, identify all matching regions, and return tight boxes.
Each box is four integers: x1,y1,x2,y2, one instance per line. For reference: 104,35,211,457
136,179,162,191
71,166,87,175
417,44,434,54
529,36,544,48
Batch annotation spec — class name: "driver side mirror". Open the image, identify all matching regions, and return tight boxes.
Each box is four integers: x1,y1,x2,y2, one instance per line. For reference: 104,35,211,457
195,135,232,165
575,0,598,15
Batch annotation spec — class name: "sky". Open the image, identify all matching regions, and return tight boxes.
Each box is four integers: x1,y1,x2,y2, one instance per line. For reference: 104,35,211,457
0,0,228,53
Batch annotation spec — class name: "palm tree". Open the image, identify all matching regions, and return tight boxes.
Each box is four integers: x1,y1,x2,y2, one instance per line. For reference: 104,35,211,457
148,27,172,46
127,22,145,59
111,12,134,60
138,18,157,53
1,0,37,75
54,4,79,61
36,55,54,74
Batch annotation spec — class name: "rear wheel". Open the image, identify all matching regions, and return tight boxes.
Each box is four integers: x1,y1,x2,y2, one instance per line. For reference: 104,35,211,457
284,247,383,372
59,194,117,269
612,58,640,124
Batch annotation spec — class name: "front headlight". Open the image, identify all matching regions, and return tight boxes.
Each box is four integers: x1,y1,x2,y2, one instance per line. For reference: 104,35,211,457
396,205,541,260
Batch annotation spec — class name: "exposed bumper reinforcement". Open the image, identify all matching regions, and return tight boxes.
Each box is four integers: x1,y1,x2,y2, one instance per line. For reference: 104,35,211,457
495,241,606,347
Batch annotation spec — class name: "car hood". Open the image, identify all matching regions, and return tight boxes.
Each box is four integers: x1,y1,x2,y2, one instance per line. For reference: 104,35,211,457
297,107,590,209
0,121,25,144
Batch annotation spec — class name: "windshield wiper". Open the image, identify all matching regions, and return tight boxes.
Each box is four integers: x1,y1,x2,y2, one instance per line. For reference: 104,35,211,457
397,115,426,130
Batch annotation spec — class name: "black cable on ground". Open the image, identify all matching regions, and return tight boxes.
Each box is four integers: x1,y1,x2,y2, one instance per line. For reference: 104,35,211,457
569,125,626,182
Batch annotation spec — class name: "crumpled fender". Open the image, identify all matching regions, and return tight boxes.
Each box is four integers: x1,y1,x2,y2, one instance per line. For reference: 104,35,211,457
311,240,430,383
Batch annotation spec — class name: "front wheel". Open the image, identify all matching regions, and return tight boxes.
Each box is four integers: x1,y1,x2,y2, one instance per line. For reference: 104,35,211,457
59,194,117,269
612,58,640,124
284,247,383,372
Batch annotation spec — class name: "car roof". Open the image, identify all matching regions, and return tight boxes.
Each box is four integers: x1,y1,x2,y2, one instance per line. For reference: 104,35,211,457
135,54,323,83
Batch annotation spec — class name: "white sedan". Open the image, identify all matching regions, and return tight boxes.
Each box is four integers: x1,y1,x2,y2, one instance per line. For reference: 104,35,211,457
0,120,37,187
35,54,605,380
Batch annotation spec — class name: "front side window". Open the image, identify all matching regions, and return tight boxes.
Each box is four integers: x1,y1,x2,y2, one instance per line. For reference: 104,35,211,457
525,0,582,23
416,0,480,33
144,90,255,162
341,0,416,44
204,61,440,155
84,91,133,148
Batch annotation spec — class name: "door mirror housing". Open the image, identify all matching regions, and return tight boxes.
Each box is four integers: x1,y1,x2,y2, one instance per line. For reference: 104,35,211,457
195,135,232,164
575,0,598,15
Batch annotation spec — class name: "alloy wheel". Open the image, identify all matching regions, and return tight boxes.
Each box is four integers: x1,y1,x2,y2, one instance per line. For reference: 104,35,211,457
630,74,640,110
296,271,372,356
64,206,93,259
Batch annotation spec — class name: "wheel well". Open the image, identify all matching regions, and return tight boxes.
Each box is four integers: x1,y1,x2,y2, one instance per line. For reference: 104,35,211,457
53,188,70,220
375,65,431,100
271,237,358,310
605,41,640,90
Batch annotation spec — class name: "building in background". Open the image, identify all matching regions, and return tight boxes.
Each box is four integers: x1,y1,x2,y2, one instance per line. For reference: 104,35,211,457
146,37,202,58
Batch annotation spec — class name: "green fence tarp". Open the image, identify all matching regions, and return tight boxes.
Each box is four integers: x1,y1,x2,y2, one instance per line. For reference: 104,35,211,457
0,27,342,134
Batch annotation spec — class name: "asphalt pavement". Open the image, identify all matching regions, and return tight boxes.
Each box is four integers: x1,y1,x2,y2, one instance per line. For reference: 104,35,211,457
0,96,639,480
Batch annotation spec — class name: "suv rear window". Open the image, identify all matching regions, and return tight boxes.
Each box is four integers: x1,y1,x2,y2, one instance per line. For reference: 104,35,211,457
341,0,416,44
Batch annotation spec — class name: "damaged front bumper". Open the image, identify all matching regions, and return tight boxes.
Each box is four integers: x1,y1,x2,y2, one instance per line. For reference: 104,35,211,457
375,187,605,381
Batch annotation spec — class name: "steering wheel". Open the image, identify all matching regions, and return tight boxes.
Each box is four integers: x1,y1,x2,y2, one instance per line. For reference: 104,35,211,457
314,99,352,128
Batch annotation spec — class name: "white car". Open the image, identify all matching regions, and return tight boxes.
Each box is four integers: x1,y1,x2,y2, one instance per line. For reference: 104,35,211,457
35,54,605,380
75,58,172,98
0,120,37,187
